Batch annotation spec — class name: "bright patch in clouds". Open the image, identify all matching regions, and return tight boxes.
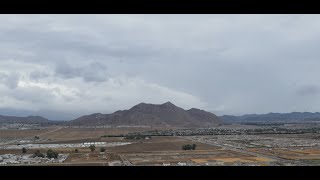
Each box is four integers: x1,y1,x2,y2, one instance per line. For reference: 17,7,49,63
0,14,320,119
0,65,206,119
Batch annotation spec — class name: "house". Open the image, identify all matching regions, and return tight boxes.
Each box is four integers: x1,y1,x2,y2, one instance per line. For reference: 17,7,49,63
3,159,20,164
177,162,187,166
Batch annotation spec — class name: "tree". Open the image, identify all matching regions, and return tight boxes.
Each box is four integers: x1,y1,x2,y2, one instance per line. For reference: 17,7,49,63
89,145,95,152
182,144,196,150
22,147,27,154
47,149,58,159
75,149,79,153
182,144,190,150
192,144,197,150
100,147,106,152
33,150,45,158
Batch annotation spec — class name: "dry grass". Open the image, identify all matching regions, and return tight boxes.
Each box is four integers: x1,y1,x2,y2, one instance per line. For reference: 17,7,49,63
191,156,274,163
39,127,173,141
67,153,96,162
121,147,252,165
106,136,220,153
0,149,25,155
290,149,320,155
247,148,320,160
191,158,208,164
0,128,56,138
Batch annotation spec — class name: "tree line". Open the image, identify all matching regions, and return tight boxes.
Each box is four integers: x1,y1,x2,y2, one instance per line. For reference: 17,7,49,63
182,144,197,150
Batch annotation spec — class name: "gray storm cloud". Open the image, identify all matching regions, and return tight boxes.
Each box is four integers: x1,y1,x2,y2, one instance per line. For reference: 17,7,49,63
29,71,50,81
55,61,108,82
0,72,20,89
0,14,319,120
296,85,320,96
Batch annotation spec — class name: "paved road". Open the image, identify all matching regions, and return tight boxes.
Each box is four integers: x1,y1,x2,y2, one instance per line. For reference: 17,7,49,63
119,153,132,166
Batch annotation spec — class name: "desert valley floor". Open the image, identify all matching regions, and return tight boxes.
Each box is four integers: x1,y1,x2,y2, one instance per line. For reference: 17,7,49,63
1,124,320,166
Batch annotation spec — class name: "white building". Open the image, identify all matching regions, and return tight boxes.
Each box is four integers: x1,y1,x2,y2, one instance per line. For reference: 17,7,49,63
177,162,187,166
163,163,171,166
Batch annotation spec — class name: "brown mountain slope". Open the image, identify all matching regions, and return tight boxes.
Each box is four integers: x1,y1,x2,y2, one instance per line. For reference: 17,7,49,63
71,102,223,127
0,115,49,124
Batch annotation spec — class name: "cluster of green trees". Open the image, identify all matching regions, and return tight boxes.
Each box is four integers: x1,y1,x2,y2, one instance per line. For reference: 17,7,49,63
88,145,106,152
89,145,96,152
46,149,59,159
32,150,45,158
182,144,197,150
31,149,59,159
101,134,125,137
124,134,151,140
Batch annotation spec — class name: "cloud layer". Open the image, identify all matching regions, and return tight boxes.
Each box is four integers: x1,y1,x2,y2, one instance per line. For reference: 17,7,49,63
0,14,320,119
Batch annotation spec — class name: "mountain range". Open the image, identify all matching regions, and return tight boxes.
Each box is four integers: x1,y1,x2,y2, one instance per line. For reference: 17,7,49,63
0,115,49,124
70,102,222,127
1,103,320,126
220,112,320,123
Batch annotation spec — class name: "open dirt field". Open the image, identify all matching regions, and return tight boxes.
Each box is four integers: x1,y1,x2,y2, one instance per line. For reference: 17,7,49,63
247,148,320,160
0,147,91,155
106,136,220,153
121,149,263,165
4,127,320,165
191,156,275,164
62,152,125,166
66,153,106,162
40,136,231,166
259,133,320,139
289,149,320,155
0,128,57,138
39,127,173,141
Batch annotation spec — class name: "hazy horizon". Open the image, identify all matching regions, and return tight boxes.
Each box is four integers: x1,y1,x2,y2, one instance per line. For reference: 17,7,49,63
1,101,320,121
0,14,320,120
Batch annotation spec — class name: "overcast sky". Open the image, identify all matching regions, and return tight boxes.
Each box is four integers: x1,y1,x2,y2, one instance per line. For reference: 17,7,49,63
0,14,320,120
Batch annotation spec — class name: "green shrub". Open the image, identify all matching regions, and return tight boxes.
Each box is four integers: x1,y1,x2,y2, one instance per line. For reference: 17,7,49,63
89,145,95,152
46,149,58,159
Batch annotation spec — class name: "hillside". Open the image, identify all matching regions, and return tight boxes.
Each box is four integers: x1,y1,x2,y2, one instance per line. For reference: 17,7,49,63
0,115,49,124
220,112,320,123
70,102,223,127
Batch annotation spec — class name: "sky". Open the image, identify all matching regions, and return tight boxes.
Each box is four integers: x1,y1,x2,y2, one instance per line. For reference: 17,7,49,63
0,14,320,120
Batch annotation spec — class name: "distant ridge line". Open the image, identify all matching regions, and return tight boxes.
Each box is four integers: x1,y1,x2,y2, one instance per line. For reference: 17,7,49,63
70,102,223,127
